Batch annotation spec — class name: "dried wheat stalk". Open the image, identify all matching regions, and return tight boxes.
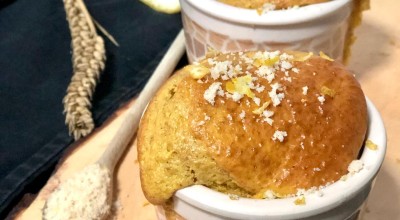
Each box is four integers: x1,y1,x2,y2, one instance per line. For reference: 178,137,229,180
62,0,106,140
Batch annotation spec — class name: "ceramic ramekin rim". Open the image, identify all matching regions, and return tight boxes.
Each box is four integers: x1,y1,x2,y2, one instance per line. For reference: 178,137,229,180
174,97,387,219
182,0,352,26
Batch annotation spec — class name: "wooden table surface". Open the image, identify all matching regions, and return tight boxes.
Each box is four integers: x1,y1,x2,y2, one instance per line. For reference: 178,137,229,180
15,0,400,219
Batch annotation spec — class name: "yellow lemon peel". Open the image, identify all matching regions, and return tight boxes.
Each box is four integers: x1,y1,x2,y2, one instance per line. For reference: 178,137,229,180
226,75,255,98
140,0,181,14
366,140,378,150
319,51,334,61
252,101,271,114
294,196,306,205
185,64,210,79
286,51,314,62
321,86,336,98
253,56,280,67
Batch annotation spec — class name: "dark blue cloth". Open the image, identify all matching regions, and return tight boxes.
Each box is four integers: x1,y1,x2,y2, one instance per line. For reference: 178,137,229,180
0,0,183,216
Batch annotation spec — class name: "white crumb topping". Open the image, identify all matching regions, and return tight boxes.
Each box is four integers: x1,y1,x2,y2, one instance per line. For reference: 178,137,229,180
227,114,232,121
302,86,308,95
255,85,265,93
256,66,276,83
239,110,246,119
217,88,225,97
234,64,242,72
317,95,325,104
204,115,210,121
283,77,292,82
262,110,274,125
318,106,323,114
231,92,244,102
207,58,216,66
282,168,290,179
272,130,287,142
269,83,285,106
348,160,364,174
292,67,299,73
253,97,261,106
210,61,232,80
260,3,276,14
204,82,222,105
280,60,292,70
264,190,277,199
279,53,293,60
197,121,205,126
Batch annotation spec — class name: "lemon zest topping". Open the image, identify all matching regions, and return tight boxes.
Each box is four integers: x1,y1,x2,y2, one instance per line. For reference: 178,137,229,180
253,56,280,67
185,64,210,79
286,51,313,62
321,86,336,98
252,101,271,114
319,51,334,61
226,75,255,98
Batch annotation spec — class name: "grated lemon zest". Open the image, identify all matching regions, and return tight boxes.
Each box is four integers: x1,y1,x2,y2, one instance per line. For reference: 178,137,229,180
319,51,334,61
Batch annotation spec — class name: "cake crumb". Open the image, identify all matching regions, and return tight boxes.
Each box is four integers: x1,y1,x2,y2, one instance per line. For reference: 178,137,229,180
365,139,378,150
228,194,240,200
294,196,306,205
264,190,277,199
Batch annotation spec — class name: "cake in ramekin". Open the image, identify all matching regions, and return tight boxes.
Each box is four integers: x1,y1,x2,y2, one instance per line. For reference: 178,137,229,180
137,50,386,219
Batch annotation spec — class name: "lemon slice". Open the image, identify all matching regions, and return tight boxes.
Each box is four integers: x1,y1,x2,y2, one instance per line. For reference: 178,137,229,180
140,0,181,14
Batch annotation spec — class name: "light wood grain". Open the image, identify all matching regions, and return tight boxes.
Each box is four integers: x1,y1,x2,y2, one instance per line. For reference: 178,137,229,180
15,0,400,219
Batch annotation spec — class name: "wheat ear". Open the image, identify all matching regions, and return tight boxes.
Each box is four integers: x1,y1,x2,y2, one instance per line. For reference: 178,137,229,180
62,0,106,140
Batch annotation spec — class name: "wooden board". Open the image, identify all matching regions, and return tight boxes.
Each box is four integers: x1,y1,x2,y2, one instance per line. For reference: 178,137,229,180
14,0,400,219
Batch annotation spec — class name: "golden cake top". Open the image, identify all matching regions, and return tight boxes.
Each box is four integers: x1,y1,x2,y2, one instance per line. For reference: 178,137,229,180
138,50,367,204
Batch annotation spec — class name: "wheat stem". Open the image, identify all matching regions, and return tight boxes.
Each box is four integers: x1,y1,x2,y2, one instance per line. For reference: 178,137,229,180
62,0,106,140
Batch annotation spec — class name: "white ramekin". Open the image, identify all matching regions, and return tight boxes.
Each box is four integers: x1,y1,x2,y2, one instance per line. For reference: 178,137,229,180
156,97,386,220
180,0,353,63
